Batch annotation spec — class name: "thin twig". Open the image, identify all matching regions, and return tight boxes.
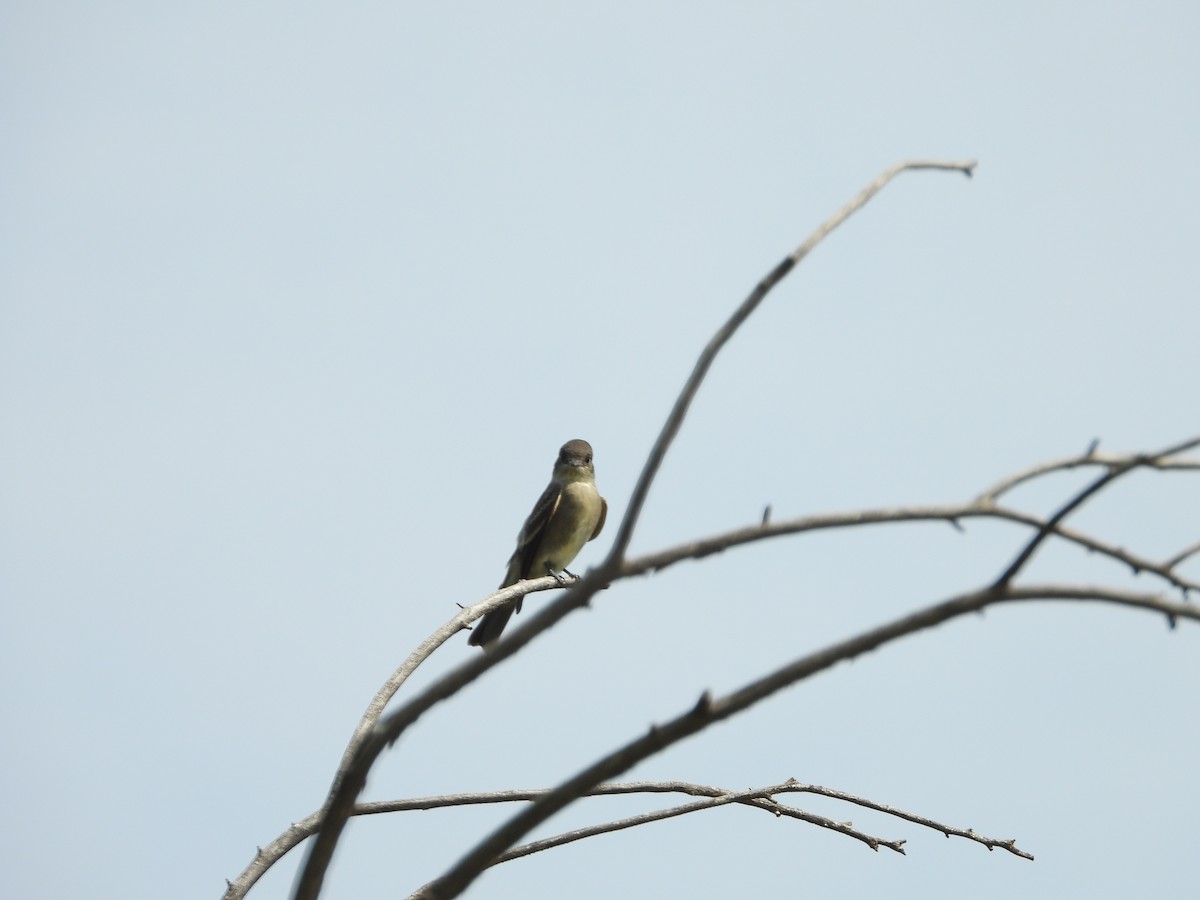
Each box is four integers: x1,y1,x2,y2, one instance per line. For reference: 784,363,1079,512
619,501,1200,596
1165,540,1200,572
364,777,1028,862
976,451,1200,505
992,437,1200,588
407,782,907,899
779,781,1032,859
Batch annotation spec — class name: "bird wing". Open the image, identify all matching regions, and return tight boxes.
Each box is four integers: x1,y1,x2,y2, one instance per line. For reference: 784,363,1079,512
589,496,607,542
505,482,562,612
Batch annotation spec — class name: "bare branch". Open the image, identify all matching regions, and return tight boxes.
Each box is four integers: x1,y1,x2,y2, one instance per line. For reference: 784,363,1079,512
288,157,978,900
418,583,1195,898
326,576,571,790
621,502,1200,597
603,159,976,568
778,781,1033,860
1165,539,1200,572
232,764,1035,897
976,450,1200,505
230,779,906,897
288,579,617,900
404,781,908,900
992,436,1200,588
408,792,897,897
221,577,569,900
367,778,1027,863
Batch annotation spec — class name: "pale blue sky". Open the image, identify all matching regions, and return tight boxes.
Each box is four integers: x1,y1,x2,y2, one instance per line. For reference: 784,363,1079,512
3,3,1199,899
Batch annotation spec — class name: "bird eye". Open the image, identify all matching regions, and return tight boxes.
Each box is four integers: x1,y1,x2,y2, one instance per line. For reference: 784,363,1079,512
585,455,592,463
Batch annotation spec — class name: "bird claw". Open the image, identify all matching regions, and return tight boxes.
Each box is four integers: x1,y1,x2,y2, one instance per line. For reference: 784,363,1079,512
545,563,574,585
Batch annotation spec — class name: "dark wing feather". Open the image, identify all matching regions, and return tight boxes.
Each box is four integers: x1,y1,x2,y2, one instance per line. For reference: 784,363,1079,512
504,483,562,616
589,496,608,542
472,481,566,649
514,484,562,579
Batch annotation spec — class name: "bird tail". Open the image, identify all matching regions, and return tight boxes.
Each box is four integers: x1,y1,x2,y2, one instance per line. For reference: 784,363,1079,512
468,603,516,649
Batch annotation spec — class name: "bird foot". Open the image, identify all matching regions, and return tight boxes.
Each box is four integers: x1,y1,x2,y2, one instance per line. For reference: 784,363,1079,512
545,563,575,585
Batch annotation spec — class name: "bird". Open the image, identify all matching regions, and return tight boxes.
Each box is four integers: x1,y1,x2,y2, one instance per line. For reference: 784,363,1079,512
469,439,607,648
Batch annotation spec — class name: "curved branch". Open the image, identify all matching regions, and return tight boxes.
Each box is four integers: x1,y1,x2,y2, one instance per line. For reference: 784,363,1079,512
364,778,1029,862
288,579,610,900
976,449,1200,504
333,578,567,782
221,577,568,900
1166,539,1200,572
604,159,976,567
418,583,1197,898
405,781,906,900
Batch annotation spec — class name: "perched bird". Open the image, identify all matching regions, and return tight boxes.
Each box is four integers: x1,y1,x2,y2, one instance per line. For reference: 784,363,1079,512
469,439,607,649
